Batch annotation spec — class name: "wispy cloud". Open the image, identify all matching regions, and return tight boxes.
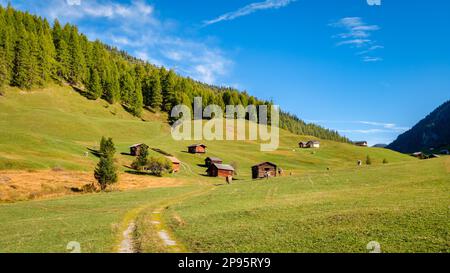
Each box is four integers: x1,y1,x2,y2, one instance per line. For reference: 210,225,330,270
330,17,383,62
362,56,383,62
203,0,296,26
307,120,409,133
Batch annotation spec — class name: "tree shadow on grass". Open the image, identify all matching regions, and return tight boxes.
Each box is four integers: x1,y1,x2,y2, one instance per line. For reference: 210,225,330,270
87,148,102,158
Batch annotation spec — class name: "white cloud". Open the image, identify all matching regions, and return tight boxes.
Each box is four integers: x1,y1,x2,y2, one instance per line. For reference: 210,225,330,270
46,0,155,21
337,39,371,47
66,0,81,6
330,17,383,62
26,0,232,85
362,56,383,62
203,0,296,26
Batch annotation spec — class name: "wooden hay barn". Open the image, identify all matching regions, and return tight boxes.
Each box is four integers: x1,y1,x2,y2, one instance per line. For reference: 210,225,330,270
354,141,368,147
299,140,320,148
129,143,148,156
206,163,234,178
252,162,277,179
188,144,207,154
205,157,223,167
165,156,181,173
299,141,309,148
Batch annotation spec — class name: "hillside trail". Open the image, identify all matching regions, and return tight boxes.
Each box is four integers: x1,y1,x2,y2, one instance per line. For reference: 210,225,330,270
116,186,214,253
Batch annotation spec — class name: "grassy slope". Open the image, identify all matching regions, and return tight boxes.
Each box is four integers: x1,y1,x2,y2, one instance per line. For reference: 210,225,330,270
1,86,444,253
0,86,412,176
165,157,450,253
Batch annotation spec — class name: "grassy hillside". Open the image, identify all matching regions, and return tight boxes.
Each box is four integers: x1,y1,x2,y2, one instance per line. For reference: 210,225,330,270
163,157,450,253
2,86,445,253
0,85,412,175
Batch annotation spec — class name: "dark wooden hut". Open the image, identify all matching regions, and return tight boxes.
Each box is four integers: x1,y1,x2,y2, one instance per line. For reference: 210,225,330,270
188,144,207,154
165,156,181,173
206,163,234,178
251,162,277,179
205,157,223,167
129,143,148,156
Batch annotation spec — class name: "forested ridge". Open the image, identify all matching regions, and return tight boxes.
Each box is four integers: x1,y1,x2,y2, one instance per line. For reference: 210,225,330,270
0,4,349,143
387,100,450,153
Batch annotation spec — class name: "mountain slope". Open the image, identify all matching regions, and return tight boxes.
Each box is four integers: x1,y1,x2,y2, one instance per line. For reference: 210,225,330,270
388,100,450,153
0,85,412,173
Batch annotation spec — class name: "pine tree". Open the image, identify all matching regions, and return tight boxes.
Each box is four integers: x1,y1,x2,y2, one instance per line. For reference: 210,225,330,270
94,136,118,191
28,31,40,86
99,136,116,157
55,39,70,80
161,69,176,111
143,71,162,110
37,20,56,84
12,25,33,89
87,68,102,99
129,78,143,116
53,19,70,80
68,26,86,85
94,153,118,191
120,71,135,104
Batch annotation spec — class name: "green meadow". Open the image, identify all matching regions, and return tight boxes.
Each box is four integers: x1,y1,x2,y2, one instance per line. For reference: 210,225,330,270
0,86,448,253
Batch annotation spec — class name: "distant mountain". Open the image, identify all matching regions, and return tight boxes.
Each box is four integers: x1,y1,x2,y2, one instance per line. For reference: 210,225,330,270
373,144,387,148
387,100,450,153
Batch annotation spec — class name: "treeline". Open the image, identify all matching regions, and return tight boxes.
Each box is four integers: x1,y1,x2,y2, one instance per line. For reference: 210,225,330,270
280,112,349,143
0,4,349,143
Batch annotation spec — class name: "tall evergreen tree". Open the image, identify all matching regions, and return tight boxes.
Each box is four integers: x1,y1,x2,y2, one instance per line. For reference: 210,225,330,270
129,78,143,116
120,71,135,105
161,69,176,111
36,20,56,84
143,71,162,110
94,151,118,191
68,26,86,84
87,68,102,99
12,25,33,89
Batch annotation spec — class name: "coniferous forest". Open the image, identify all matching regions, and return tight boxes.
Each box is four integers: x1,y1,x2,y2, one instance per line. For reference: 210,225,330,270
0,4,349,143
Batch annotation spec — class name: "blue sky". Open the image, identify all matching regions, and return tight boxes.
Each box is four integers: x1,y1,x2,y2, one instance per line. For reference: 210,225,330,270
3,0,450,145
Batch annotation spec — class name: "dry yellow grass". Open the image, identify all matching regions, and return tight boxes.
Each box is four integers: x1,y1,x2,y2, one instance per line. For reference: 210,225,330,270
0,170,189,202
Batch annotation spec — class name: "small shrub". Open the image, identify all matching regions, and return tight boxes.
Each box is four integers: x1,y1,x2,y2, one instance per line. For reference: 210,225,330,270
383,158,388,164
131,145,149,171
146,157,172,176
366,155,372,165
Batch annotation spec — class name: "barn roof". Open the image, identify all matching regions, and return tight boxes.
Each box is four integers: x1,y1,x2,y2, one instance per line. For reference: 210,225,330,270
206,157,222,162
209,163,234,171
188,144,207,148
252,162,277,168
308,140,320,144
130,143,146,148
165,156,181,164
